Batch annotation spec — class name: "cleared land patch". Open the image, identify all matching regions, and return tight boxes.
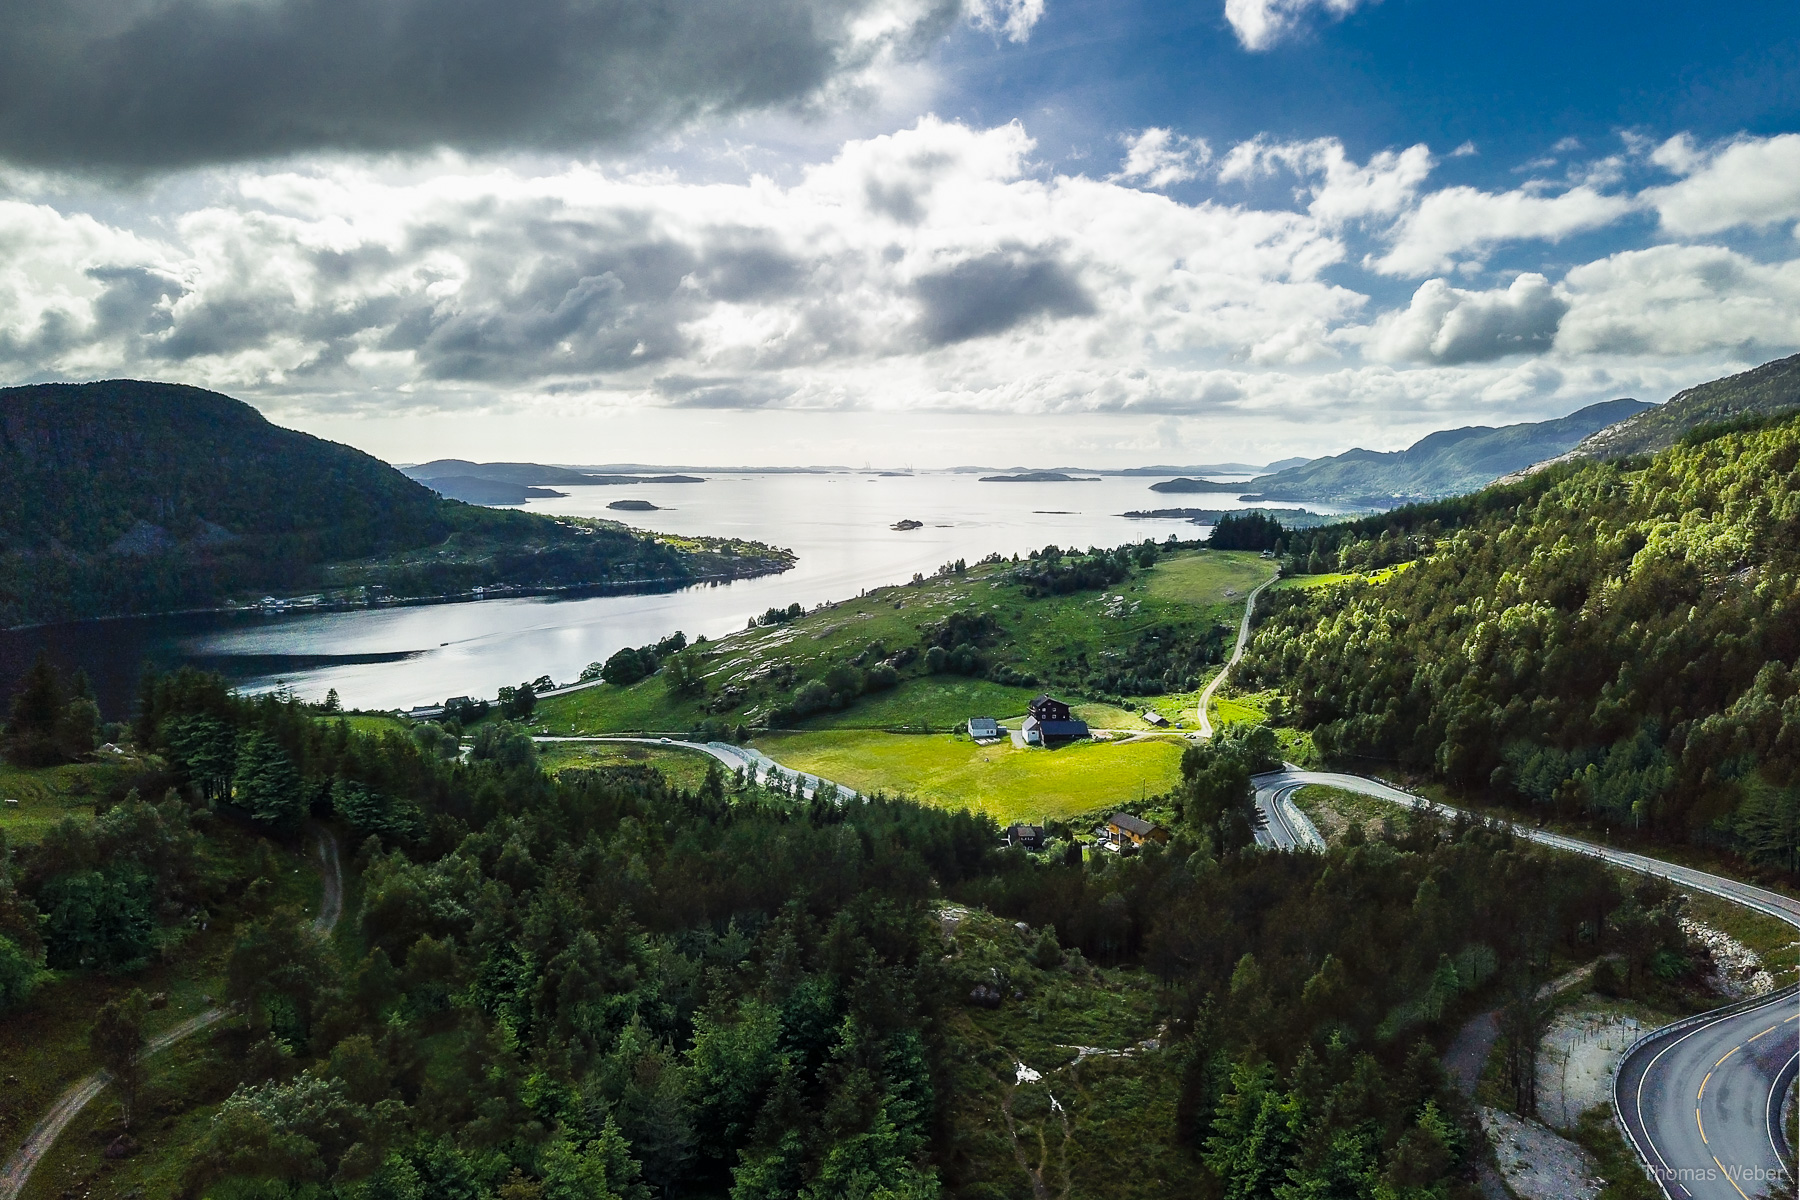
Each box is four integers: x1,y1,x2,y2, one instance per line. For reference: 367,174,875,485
754,730,1186,822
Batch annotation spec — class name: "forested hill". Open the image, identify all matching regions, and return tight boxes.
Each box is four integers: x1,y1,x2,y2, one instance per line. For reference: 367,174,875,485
0,381,791,626
1564,352,1800,460
1241,397,1649,507
1242,409,1800,869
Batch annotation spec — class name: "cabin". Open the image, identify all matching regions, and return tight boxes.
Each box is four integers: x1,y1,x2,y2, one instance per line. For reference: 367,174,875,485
1003,823,1045,850
1142,710,1170,727
968,717,1000,739
1104,812,1167,848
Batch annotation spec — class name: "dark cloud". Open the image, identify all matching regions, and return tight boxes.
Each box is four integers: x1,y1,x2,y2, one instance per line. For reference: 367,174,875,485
0,0,962,171
653,374,793,408
913,247,1094,346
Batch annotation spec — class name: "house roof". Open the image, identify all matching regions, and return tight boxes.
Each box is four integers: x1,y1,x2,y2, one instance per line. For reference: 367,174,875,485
1108,812,1156,837
969,717,998,732
1035,719,1088,738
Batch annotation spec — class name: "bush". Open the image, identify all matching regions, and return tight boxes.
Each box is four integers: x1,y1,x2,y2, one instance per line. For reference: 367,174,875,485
792,681,833,717
600,647,648,687
865,664,899,692
0,934,45,1012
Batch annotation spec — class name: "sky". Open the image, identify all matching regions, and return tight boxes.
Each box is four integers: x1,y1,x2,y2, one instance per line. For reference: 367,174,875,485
2,0,1798,468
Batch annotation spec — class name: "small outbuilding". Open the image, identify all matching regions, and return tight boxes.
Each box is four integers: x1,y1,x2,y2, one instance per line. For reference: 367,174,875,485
1142,710,1170,727
968,717,1000,739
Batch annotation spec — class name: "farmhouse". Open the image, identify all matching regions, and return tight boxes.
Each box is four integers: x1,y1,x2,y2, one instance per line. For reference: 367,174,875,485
1103,811,1167,848
1022,694,1089,744
1003,823,1045,849
968,717,1000,739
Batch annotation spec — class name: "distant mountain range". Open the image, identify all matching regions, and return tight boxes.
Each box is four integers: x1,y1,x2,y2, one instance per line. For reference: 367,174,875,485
1238,398,1653,508
0,383,789,626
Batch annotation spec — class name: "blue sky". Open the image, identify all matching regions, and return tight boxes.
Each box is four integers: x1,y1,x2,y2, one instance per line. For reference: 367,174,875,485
0,0,1796,467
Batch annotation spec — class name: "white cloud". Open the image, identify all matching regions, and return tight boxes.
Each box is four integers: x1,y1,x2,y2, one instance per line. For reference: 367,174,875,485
1219,136,1433,224
1111,128,1211,188
1556,243,1800,356
1641,133,1800,236
1372,182,1635,276
967,0,1046,42
1368,273,1567,364
1222,0,1371,52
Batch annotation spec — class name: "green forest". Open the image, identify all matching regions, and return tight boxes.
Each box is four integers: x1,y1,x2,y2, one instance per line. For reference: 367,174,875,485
0,667,1683,1200
0,381,791,626
1240,409,1800,871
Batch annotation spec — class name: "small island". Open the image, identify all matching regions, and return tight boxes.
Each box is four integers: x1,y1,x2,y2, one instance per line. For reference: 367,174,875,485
607,499,662,511
891,518,923,530
979,471,1100,482
1148,477,1236,493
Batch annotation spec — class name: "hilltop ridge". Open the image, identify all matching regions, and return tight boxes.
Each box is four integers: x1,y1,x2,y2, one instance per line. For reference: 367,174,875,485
0,380,790,626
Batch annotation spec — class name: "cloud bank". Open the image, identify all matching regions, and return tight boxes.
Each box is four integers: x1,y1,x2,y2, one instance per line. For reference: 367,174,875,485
0,122,1795,444
0,0,1032,171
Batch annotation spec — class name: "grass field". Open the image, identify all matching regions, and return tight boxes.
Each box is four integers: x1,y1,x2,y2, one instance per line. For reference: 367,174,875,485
754,730,1187,822
537,740,719,790
0,760,138,843
1271,562,1414,591
535,548,1276,737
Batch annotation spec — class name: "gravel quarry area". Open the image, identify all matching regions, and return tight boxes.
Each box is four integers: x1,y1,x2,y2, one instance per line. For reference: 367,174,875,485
1481,1107,1603,1200
1537,1007,1648,1130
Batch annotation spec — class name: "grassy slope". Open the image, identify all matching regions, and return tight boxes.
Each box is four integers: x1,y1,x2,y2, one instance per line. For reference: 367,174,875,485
537,549,1275,736
0,761,138,844
537,741,719,791
939,907,1200,1198
756,730,1186,822
4,830,321,1200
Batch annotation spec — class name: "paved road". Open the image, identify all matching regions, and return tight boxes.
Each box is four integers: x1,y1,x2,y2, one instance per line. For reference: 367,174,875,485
535,736,861,802
1250,768,1800,1200
0,826,344,1200
1195,574,1277,740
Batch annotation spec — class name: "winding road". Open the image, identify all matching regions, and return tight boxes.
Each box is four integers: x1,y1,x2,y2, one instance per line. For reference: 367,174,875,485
1194,572,1277,740
1251,767,1800,1200
536,736,861,802
0,825,344,1200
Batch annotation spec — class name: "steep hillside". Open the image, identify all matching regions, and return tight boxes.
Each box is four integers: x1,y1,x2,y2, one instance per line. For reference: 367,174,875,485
0,381,789,626
1565,353,1800,459
1242,397,1650,506
1242,412,1800,869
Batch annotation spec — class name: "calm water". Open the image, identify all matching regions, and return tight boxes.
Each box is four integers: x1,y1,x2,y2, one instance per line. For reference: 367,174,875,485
0,473,1343,716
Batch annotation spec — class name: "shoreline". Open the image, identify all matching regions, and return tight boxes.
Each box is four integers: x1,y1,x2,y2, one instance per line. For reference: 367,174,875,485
2,558,796,634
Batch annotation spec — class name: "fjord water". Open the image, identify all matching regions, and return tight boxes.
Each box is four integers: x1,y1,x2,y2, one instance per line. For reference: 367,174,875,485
1,472,1339,714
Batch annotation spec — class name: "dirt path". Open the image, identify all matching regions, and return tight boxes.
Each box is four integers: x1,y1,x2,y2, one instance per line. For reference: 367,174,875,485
0,825,343,1200
1195,574,1276,739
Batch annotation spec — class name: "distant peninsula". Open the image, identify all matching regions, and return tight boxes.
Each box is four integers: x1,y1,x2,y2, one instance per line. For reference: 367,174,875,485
607,500,662,512
891,519,923,530
0,381,792,627
1147,478,1236,493
404,460,705,490
424,476,567,505
978,471,1099,483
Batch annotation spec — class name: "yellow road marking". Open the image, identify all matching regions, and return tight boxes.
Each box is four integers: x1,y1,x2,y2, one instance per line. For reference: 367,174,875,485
1747,1025,1778,1041
1715,1045,1740,1069
1699,1070,1712,1100
1697,1108,1707,1144
1713,1154,1751,1200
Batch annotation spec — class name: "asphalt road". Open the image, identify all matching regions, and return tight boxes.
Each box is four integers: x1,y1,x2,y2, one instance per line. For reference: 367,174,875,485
1250,768,1800,1200
535,736,861,802
1195,573,1276,740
